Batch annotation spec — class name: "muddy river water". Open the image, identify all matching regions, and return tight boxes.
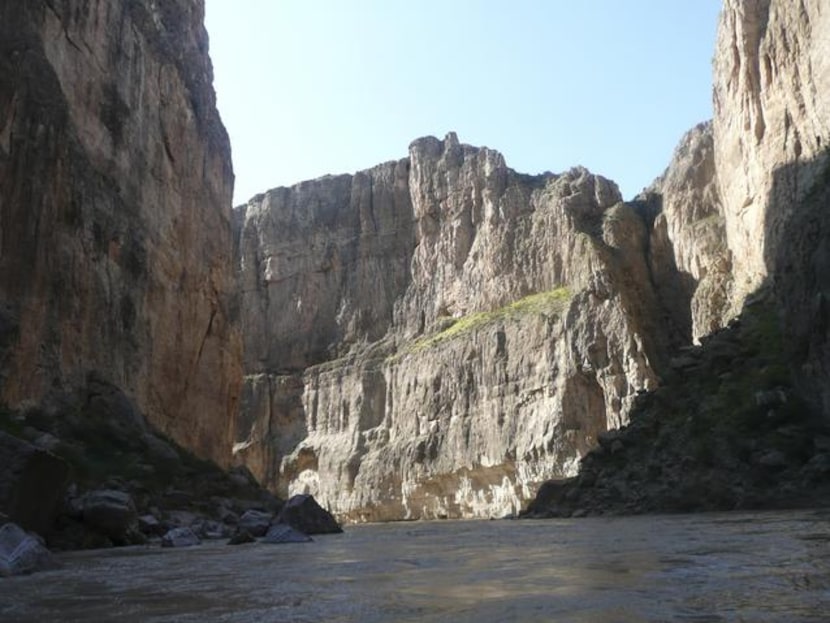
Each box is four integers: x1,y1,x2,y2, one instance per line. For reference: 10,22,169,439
2,510,830,622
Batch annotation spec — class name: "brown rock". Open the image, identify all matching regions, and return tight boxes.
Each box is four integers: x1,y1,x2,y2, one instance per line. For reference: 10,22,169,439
0,0,239,466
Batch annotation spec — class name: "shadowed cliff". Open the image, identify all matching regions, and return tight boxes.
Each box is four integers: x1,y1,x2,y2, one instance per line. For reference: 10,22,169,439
0,0,240,463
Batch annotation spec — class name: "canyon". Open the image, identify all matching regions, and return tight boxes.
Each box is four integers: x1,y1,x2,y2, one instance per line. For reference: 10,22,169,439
232,0,830,520
1,0,829,534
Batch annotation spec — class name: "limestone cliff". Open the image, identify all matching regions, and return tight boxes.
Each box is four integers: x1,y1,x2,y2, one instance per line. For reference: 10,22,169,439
641,122,733,343
235,133,676,520
0,1,239,463
235,0,830,521
712,0,830,414
714,0,829,301
524,0,830,518
639,0,829,400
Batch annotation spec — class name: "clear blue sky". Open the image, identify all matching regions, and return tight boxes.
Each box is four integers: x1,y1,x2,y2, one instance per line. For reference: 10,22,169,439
205,1,722,206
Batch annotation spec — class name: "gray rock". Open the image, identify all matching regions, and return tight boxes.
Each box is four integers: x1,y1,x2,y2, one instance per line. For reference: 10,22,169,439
276,494,342,535
81,490,137,541
0,523,58,576
161,527,201,548
218,508,239,525
166,510,198,528
194,519,232,540
261,524,312,544
32,433,60,452
138,514,163,537
238,509,272,537
758,450,789,469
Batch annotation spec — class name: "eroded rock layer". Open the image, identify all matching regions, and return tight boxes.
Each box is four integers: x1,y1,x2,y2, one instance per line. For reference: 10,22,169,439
0,1,239,463
235,134,678,520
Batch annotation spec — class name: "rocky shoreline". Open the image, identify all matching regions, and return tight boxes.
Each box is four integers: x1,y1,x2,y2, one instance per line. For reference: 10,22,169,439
0,379,341,576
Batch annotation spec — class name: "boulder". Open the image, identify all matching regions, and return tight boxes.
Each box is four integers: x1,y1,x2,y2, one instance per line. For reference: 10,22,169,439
0,432,69,536
161,527,201,548
137,514,164,537
193,519,232,540
275,494,342,535
166,510,199,528
238,509,272,537
261,524,312,544
0,523,59,576
227,530,256,546
757,450,789,469
32,433,61,452
81,490,137,542
142,433,181,466
218,507,239,526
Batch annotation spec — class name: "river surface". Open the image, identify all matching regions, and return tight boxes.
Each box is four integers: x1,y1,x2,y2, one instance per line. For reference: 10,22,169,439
2,510,830,622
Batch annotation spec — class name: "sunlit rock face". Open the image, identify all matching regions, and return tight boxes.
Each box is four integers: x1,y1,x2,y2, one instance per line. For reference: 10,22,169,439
642,122,733,344
713,0,830,302
0,1,240,463
235,134,673,520
236,0,830,521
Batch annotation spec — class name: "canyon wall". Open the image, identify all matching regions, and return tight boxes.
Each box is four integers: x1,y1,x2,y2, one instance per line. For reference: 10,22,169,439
235,134,677,520
0,0,239,463
714,0,829,301
713,0,830,411
235,0,830,520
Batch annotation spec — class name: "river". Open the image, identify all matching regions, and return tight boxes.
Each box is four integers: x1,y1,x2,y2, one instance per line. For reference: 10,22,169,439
2,510,829,622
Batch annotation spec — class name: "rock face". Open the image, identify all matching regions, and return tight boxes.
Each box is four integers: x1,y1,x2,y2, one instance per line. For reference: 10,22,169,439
641,122,733,343
0,1,239,462
524,0,830,517
708,0,830,415
235,0,830,522
713,0,830,304
235,133,676,520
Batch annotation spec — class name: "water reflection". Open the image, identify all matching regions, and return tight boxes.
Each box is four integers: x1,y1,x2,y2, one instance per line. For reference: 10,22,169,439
1,510,829,622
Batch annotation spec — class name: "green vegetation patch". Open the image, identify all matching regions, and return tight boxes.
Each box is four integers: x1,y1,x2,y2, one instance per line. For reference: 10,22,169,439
408,286,571,353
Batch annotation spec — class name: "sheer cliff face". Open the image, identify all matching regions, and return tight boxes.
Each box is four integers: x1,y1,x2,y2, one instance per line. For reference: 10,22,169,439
645,122,733,343
714,0,830,299
236,134,668,520
230,0,830,519
0,1,239,462
713,0,830,412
